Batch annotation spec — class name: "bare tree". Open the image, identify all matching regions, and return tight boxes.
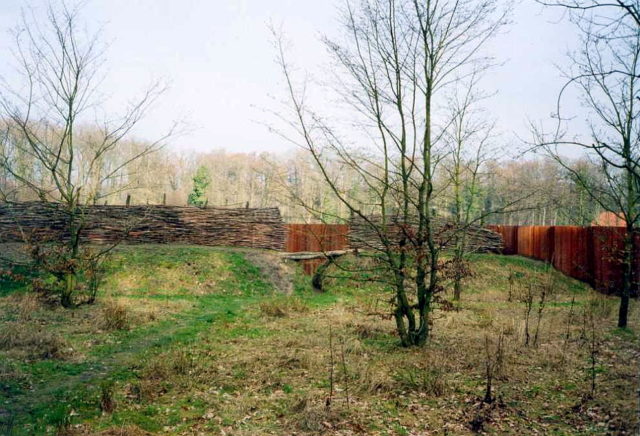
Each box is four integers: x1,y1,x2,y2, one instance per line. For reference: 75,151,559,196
275,0,509,346
0,3,173,306
443,75,496,301
535,2,639,327
537,0,640,27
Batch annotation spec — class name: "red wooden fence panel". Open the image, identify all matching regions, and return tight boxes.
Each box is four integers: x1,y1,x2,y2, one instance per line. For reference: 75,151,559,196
285,224,350,253
532,226,555,262
517,226,535,258
491,224,638,295
591,227,626,294
285,224,350,275
553,226,593,284
286,223,638,295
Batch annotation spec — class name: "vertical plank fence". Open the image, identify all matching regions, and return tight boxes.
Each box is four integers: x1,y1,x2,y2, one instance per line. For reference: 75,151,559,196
488,225,637,295
284,224,350,274
284,223,638,294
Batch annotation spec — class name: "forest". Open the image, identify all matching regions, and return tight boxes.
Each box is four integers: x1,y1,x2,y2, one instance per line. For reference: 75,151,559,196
0,139,606,226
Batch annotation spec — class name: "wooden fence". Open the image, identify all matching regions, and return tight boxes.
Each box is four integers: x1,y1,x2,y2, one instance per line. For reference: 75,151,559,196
287,223,639,295
6,201,630,291
488,225,637,295
284,224,350,274
0,203,286,251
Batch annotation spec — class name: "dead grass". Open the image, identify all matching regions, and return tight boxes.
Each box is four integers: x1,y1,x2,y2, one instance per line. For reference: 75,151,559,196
13,292,40,320
2,250,637,435
82,255,638,435
0,322,70,359
101,299,131,331
244,250,296,294
142,349,194,380
70,425,153,436
259,297,309,317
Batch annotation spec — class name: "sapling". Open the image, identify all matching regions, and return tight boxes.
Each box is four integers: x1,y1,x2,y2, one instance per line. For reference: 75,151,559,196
483,331,506,404
532,264,557,347
339,336,350,409
326,325,335,410
583,300,601,398
520,284,535,347
563,296,576,349
507,270,516,302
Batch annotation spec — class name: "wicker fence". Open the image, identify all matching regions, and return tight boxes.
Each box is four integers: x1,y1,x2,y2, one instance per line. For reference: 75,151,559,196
488,225,637,295
0,203,286,250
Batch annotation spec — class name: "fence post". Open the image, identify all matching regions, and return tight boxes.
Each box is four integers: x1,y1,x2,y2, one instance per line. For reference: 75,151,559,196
125,194,131,207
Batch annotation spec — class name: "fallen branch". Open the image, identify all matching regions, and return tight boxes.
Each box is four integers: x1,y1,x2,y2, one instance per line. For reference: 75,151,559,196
281,249,353,260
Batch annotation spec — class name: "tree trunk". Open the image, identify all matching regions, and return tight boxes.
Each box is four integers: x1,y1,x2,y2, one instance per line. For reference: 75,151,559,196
619,228,633,328
414,265,430,346
393,267,415,347
61,272,76,308
453,273,462,302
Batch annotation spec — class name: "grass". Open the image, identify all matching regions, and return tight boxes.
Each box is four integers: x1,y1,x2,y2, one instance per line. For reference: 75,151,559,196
0,246,289,435
0,247,637,435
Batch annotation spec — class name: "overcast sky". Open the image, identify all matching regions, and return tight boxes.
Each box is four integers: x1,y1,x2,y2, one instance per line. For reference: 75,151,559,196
0,0,579,155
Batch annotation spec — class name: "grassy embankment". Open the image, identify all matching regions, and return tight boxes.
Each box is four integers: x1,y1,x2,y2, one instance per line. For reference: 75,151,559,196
0,246,637,435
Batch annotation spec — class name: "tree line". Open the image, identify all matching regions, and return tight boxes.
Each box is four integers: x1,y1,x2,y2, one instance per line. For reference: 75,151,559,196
1,137,605,225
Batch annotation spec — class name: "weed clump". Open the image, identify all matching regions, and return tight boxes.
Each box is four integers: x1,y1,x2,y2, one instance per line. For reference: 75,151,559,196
11,292,40,320
101,300,131,331
143,349,193,380
0,322,69,359
290,398,345,433
99,380,116,414
259,297,309,317
90,425,153,436
394,365,448,397
351,322,385,339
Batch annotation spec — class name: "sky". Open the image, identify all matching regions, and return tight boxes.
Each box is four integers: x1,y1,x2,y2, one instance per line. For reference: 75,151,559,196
0,0,580,155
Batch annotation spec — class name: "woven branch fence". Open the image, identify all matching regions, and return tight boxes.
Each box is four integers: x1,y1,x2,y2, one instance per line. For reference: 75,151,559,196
0,202,286,250
488,225,638,295
349,216,504,253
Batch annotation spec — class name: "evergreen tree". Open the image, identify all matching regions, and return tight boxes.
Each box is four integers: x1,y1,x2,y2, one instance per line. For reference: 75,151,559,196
187,166,211,207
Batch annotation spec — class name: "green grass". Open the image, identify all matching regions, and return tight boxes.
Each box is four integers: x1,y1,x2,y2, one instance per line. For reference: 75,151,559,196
0,246,330,435
0,265,35,297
